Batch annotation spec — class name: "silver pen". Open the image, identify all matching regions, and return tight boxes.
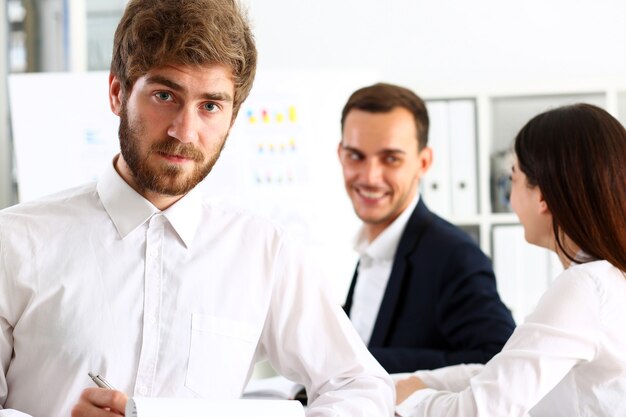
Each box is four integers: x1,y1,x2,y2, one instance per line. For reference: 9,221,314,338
88,372,115,390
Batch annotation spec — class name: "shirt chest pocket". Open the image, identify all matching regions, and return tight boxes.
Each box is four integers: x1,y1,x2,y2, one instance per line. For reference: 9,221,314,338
185,313,260,398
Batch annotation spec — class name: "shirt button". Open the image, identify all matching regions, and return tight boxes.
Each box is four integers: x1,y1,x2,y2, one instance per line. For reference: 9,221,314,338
147,314,157,325
138,385,148,396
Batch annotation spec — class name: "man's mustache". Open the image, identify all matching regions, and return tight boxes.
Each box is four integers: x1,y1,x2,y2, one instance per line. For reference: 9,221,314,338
150,140,204,162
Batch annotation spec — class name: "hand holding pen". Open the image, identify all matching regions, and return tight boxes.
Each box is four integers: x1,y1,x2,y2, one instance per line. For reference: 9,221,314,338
70,372,127,416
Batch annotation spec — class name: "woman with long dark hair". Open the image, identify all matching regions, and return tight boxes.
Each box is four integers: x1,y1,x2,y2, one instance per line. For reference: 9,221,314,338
395,103,626,417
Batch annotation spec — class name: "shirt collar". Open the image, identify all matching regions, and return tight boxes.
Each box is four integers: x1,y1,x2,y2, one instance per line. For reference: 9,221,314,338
97,156,202,248
354,193,420,262
161,187,202,248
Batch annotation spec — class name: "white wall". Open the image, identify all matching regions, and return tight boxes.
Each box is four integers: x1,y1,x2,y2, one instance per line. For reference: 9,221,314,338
243,0,626,92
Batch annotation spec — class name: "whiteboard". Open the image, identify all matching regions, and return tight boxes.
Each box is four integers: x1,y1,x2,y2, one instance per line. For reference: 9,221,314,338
9,72,120,200
8,69,378,300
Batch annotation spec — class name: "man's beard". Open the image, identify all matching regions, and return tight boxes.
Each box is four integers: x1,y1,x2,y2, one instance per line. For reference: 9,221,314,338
118,104,227,196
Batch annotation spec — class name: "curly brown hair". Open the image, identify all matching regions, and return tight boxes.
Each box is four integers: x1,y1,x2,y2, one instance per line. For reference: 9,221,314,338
111,0,257,119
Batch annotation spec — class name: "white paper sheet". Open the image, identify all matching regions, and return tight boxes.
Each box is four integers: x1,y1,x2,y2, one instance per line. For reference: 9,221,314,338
243,375,304,399
126,397,305,417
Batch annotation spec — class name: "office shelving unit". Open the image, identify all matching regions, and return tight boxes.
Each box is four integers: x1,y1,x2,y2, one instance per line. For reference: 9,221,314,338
420,80,626,256
418,81,626,321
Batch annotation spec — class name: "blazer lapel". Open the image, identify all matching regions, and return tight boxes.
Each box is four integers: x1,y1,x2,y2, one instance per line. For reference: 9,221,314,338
343,262,359,316
368,200,433,347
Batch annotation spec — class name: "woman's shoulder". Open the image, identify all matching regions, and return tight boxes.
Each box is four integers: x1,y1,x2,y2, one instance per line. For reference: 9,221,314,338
562,260,625,293
524,261,622,329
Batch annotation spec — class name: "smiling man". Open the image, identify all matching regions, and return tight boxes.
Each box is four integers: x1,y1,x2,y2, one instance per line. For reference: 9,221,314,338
0,1,394,416
338,83,515,374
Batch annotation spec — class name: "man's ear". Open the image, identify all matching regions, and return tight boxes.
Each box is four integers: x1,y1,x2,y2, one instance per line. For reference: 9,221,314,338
109,73,123,116
417,146,433,176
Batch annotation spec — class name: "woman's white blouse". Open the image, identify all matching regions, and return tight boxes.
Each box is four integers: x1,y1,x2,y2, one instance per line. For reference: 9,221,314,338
396,260,626,417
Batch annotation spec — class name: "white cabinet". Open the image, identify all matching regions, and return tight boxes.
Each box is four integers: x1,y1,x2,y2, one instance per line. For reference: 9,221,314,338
423,86,626,255
492,225,562,323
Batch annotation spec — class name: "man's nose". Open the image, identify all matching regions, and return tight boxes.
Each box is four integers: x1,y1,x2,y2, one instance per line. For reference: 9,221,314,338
361,159,383,183
168,106,200,143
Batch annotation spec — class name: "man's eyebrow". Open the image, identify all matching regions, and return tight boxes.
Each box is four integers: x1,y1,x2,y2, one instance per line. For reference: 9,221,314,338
379,148,406,155
199,91,233,103
145,75,233,102
341,145,406,155
340,144,363,154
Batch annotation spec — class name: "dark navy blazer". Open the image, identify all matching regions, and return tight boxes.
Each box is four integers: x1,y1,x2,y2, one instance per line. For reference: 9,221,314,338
344,199,516,373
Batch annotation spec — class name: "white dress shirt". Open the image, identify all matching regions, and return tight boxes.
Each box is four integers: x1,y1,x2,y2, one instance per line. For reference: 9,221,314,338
350,195,418,345
396,260,626,417
0,159,394,417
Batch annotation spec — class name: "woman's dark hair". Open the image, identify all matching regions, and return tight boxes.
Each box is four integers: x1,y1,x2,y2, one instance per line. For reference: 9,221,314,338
514,103,626,271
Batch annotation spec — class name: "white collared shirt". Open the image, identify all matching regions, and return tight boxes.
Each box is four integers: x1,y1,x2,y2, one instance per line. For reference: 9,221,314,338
350,195,419,345
0,158,393,417
395,260,626,417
